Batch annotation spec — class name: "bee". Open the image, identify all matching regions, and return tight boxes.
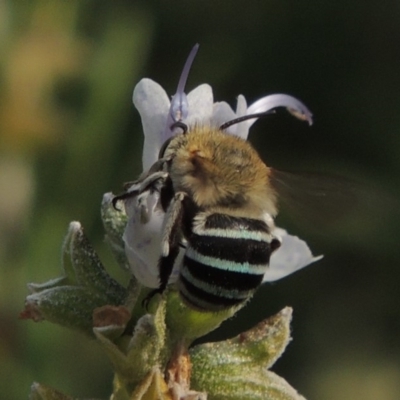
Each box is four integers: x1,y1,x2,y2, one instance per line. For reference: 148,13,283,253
114,44,317,311
114,114,294,311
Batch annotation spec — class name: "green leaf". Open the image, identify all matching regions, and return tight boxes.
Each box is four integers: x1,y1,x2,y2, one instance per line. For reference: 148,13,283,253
22,286,110,335
29,382,73,400
190,369,306,400
101,193,130,271
64,221,127,303
29,381,103,400
27,277,70,294
94,298,168,388
190,308,302,400
130,367,172,400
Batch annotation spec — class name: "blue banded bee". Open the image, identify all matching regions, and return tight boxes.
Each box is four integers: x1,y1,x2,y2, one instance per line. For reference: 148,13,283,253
114,120,293,311
114,44,316,311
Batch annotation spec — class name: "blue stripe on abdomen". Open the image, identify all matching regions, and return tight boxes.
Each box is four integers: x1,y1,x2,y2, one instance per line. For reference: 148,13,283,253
190,233,271,265
179,275,246,311
178,213,273,311
183,254,264,290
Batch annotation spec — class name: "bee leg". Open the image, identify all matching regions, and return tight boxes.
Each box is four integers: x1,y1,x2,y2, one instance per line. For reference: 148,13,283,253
160,176,174,212
159,192,186,287
142,193,185,309
113,154,173,211
112,188,139,210
138,171,169,193
119,156,169,192
161,192,186,258
145,156,172,175
112,171,169,212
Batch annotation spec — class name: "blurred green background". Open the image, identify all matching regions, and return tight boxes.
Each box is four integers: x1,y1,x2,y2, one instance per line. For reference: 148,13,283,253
1,1,400,399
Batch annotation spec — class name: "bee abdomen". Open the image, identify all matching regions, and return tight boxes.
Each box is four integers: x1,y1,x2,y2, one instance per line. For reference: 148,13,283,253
178,213,274,311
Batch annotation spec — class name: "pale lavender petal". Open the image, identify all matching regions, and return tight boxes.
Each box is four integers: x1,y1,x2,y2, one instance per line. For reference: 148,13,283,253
133,79,170,170
161,44,200,144
210,101,237,129
123,192,164,288
246,94,313,130
227,95,249,139
186,84,214,127
123,190,181,287
263,228,323,282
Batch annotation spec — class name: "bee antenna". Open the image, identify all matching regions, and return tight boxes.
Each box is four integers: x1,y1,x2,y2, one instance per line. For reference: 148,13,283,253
170,121,188,134
219,111,275,131
220,94,313,131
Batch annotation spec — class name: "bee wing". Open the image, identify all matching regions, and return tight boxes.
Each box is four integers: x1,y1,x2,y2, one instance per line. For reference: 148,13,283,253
269,169,360,228
264,169,363,282
264,169,396,281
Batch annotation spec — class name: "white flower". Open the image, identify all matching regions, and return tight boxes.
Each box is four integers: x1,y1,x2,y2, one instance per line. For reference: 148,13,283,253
265,228,323,282
123,45,321,289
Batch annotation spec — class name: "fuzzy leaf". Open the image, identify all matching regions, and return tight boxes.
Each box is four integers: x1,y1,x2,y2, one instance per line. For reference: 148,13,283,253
101,193,130,271
29,382,103,400
190,308,300,400
190,369,306,400
29,382,74,400
21,286,110,335
64,221,127,303
94,298,167,387
126,297,168,382
93,329,132,383
61,223,79,284
92,305,131,340
27,277,71,294
130,367,172,400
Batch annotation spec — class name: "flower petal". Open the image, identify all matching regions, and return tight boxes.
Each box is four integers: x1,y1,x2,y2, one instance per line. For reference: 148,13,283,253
133,79,170,170
186,84,214,127
123,190,181,288
246,94,313,130
263,228,323,282
210,95,250,138
228,94,249,139
123,193,163,288
210,101,237,130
